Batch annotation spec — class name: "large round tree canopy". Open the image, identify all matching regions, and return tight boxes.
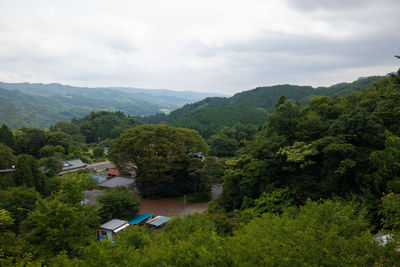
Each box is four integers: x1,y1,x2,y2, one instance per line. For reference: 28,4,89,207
110,124,208,194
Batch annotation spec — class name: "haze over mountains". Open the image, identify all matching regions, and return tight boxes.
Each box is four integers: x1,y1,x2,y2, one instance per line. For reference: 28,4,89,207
0,82,226,129
0,76,381,130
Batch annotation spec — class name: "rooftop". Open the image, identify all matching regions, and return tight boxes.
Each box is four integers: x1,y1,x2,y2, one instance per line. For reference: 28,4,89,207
107,168,120,176
0,169,16,173
99,219,128,231
129,214,153,225
98,176,134,188
146,215,171,227
62,159,86,171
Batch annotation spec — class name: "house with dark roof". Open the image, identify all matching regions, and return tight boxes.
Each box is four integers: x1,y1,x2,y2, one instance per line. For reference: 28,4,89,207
98,176,134,189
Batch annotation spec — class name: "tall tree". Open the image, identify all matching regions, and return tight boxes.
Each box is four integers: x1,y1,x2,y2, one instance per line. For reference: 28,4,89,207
22,194,99,258
12,155,47,194
0,124,15,149
0,143,15,169
97,187,141,221
111,124,208,195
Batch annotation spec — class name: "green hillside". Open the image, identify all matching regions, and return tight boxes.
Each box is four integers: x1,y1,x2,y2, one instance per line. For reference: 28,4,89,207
0,82,224,129
170,105,268,138
165,76,381,137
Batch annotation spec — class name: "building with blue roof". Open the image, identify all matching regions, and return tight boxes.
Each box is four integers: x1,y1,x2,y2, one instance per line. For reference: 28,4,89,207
128,214,153,225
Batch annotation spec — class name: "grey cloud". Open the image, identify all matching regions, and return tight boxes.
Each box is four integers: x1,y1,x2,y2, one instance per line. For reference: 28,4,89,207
284,0,386,11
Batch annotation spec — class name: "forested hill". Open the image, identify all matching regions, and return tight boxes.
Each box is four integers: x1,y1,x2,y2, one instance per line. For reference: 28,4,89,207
0,82,225,129
159,76,381,138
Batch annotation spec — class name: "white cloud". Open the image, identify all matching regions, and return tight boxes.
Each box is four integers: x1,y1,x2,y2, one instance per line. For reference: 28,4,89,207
0,0,399,94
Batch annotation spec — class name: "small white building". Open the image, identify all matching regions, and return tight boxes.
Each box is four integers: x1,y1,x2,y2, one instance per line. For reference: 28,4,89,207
97,219,130,240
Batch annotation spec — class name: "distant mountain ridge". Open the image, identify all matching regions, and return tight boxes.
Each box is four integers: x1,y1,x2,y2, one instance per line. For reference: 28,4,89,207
0,82,226,129
160,76,382,138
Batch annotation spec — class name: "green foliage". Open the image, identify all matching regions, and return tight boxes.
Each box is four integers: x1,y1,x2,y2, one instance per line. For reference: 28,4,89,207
277,141,318,166
0,209,14,227
0,124,15,149
15,127,46,158
208,123,257,157
38,157,63,177
0,187,40,232
12,155,47,195
380,192,400,231
22,194,99,258
228,200,379,266
164,77,380,141
97,187,141,221
111,124,209,196
45,131,73,151
218,71,400,214
370,133,400,193
170,105,268,138
56,172,94,204
0,144,15,169
77,111,142,143
247,188,295,215
50,121,80,136
50,199,397,266
92,145,104,158
0,82,205,129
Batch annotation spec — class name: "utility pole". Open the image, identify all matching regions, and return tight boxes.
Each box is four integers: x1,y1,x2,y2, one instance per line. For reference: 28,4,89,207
184,194,187,215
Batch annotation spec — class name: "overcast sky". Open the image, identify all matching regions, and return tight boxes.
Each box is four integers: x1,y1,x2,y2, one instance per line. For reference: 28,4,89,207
0,0,399,95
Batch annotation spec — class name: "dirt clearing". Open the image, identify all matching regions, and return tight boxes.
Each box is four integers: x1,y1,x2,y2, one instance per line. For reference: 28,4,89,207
139,199,208,216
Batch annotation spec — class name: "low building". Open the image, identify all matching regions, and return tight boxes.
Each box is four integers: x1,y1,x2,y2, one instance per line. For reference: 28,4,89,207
87,161,116,171
59,159,86,175
0,169,16,174
129,214,153,225
107,168,120,177
97,219,130,240
98,176,134,189
146,215,171,229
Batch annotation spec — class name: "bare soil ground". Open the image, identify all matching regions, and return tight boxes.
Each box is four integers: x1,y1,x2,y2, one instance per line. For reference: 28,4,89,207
140,199,208,216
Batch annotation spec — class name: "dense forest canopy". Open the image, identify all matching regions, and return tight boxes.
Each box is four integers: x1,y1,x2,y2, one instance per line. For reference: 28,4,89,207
214,70,400,225
145,76,382,139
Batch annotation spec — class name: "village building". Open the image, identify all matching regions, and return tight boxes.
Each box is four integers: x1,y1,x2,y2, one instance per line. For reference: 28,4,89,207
146,215,171,229
0,169,15,174
107,168,120,177
97,176,134,189
128,213,153,225
59,159,86,175
97,219,130,240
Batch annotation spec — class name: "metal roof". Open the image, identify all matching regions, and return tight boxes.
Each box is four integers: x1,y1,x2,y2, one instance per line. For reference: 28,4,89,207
0,169,16,173
146,215,171,227
128,214,153,225
98,176,134,188
62,159,86,171
107,168,120,176
99,219,128,231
